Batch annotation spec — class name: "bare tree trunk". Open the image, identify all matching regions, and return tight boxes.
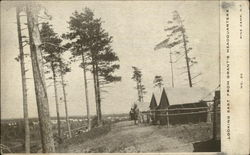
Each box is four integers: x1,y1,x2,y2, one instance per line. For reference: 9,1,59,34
92,63,100,125
177,13,192,87
182,32,192,87
51,63,61,138
138,81,143,102
81,53,91,130
137,83,141,102
90,51,100,126
59,61,72,138
95,63,102,122
16,7,30,153
26,4,55,153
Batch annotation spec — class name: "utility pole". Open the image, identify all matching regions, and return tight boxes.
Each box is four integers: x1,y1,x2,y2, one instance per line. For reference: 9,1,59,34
59,61,72,138
169,48,174,88
16,7,30,153
26,4,55,152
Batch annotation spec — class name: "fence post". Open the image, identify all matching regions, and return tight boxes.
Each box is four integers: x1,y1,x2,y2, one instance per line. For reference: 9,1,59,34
213,98,216,140
166,107,170,127
207,104,211,123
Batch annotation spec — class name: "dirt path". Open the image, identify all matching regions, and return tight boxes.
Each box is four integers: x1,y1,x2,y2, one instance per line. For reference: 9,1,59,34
64,121,210,153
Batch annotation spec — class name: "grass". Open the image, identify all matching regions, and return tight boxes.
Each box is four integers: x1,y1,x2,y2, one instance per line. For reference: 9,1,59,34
62,121,217,153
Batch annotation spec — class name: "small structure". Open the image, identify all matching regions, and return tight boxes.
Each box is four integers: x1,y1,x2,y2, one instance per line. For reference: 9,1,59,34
155,87,213,125
135,101,150,123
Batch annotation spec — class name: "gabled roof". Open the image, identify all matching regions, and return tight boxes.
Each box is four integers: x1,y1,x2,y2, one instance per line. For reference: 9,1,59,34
153,87,213,107
157,88,170,109
152,88,163,104
149,94,158,109
165,87,213,105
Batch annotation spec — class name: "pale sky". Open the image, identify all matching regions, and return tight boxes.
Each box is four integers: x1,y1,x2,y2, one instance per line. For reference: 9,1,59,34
1,1,220,119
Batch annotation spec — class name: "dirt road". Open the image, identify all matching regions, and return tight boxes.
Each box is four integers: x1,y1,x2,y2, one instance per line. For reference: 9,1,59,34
62,121,213,153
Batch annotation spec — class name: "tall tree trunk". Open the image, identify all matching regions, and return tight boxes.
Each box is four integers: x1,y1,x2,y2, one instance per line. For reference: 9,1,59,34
95,63,102,122
136,82,140,102
139,81,143,102
51,63,61,138
81,53,91,130
182,32,192,87
177,13,192,87
59,61,72,138
16,7,30,153
92,63,100,125
26,4,55,153
90,51,100,126
141,84,144,102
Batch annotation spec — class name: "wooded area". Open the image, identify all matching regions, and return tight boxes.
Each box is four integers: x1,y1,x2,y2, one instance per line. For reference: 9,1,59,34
2,1,220,153
12,3,122,152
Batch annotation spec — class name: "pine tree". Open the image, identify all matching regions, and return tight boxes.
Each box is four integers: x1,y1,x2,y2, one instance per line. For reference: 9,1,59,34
155,11,200,87
64,8,120,126
132,66,146,102
153,75,164,90
40,22,73,138
62,33,92,129
165,11,200,87
40,22,63,139
96,45,121,103
59,59,72,137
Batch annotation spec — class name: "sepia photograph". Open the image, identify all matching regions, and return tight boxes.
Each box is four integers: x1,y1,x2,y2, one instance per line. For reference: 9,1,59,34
2,0,242,154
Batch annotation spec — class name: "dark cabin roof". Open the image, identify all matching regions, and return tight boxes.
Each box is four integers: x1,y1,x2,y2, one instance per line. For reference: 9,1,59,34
157,88,169,109
149,94,158,109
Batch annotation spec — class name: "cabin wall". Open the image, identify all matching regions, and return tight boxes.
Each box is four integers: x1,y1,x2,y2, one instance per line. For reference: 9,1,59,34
157,101,208,125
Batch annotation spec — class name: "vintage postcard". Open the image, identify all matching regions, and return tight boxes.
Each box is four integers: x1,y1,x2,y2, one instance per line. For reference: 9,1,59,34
1,0,249,154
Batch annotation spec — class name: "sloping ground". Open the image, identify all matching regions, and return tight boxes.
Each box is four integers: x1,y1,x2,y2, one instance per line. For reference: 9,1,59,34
60,121,215,153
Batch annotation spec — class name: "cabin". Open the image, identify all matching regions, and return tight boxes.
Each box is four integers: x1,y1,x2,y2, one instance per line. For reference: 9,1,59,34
154,87,213,125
